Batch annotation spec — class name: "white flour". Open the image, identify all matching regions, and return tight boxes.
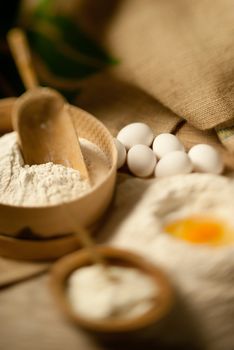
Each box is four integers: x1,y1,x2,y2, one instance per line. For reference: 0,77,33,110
98,174,234,350
67,264,158,319
0,132,109,207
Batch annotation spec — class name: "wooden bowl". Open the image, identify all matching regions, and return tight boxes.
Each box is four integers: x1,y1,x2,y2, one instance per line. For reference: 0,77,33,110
0,233,80,261
50,246,174,342
0,104,117,238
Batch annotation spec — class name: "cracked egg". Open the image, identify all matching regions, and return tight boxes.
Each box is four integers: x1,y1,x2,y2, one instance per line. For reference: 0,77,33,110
164,216,234,246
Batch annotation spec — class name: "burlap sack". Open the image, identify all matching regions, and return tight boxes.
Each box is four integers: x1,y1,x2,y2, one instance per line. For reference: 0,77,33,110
71,0,234,152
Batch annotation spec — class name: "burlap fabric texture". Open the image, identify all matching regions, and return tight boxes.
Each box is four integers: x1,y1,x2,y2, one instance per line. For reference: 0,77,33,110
70,0,234,157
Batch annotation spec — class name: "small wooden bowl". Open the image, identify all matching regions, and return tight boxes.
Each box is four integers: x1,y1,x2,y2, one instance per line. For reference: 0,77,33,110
50,246,173,342
0,104,117,238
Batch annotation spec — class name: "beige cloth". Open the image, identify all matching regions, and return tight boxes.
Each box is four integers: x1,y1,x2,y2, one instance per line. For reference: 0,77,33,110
71,0,234,152
106,0,234,128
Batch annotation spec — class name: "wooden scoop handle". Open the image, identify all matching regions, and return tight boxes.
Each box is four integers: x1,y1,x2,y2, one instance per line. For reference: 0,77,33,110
7,28,90,180
7,28,39,89
73,225,107,267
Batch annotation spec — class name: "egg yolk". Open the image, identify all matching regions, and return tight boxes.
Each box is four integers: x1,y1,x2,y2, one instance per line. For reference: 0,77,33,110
164,216,232,245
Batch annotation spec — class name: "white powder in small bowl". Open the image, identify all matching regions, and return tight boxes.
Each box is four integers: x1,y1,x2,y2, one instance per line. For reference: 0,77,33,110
0,132,109,207
67,264,158,319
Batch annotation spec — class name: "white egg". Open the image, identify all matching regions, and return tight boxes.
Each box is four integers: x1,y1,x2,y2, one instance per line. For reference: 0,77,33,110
114,138,126,169
188,144,224,174
127,145,157,178
155,151,193,177
152,133,184,159
117,123,154,150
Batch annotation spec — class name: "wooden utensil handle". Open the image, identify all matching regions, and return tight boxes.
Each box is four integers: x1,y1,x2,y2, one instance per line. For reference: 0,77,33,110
73,225,107,267
7,28,39,90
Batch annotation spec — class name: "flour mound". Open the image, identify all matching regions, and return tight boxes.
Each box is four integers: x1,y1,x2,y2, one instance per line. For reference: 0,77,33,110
100,174,234,350
0,132,90,206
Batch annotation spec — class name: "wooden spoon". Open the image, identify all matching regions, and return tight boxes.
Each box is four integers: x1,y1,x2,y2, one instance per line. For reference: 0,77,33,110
7,28,89,180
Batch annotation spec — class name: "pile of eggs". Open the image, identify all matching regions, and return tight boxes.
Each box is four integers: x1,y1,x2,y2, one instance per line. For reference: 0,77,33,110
114,123,224,178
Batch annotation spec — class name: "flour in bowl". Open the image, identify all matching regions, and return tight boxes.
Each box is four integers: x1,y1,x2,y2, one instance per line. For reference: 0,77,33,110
0,132,109,207
67,264,158,319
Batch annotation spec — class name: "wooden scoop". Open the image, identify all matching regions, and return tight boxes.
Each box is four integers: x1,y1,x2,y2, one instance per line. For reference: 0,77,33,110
7,28,109,269
7,28,89,180
12,87,89,177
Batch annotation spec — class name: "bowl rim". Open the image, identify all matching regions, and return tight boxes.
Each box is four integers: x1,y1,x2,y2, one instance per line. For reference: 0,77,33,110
50,246,174,333
0,232,80,261
0,104,117,210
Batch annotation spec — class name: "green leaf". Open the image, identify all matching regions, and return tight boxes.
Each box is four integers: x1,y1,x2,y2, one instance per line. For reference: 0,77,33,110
28,0,118,79
42,15,117,65
26,0,118,101
27,30,104,79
